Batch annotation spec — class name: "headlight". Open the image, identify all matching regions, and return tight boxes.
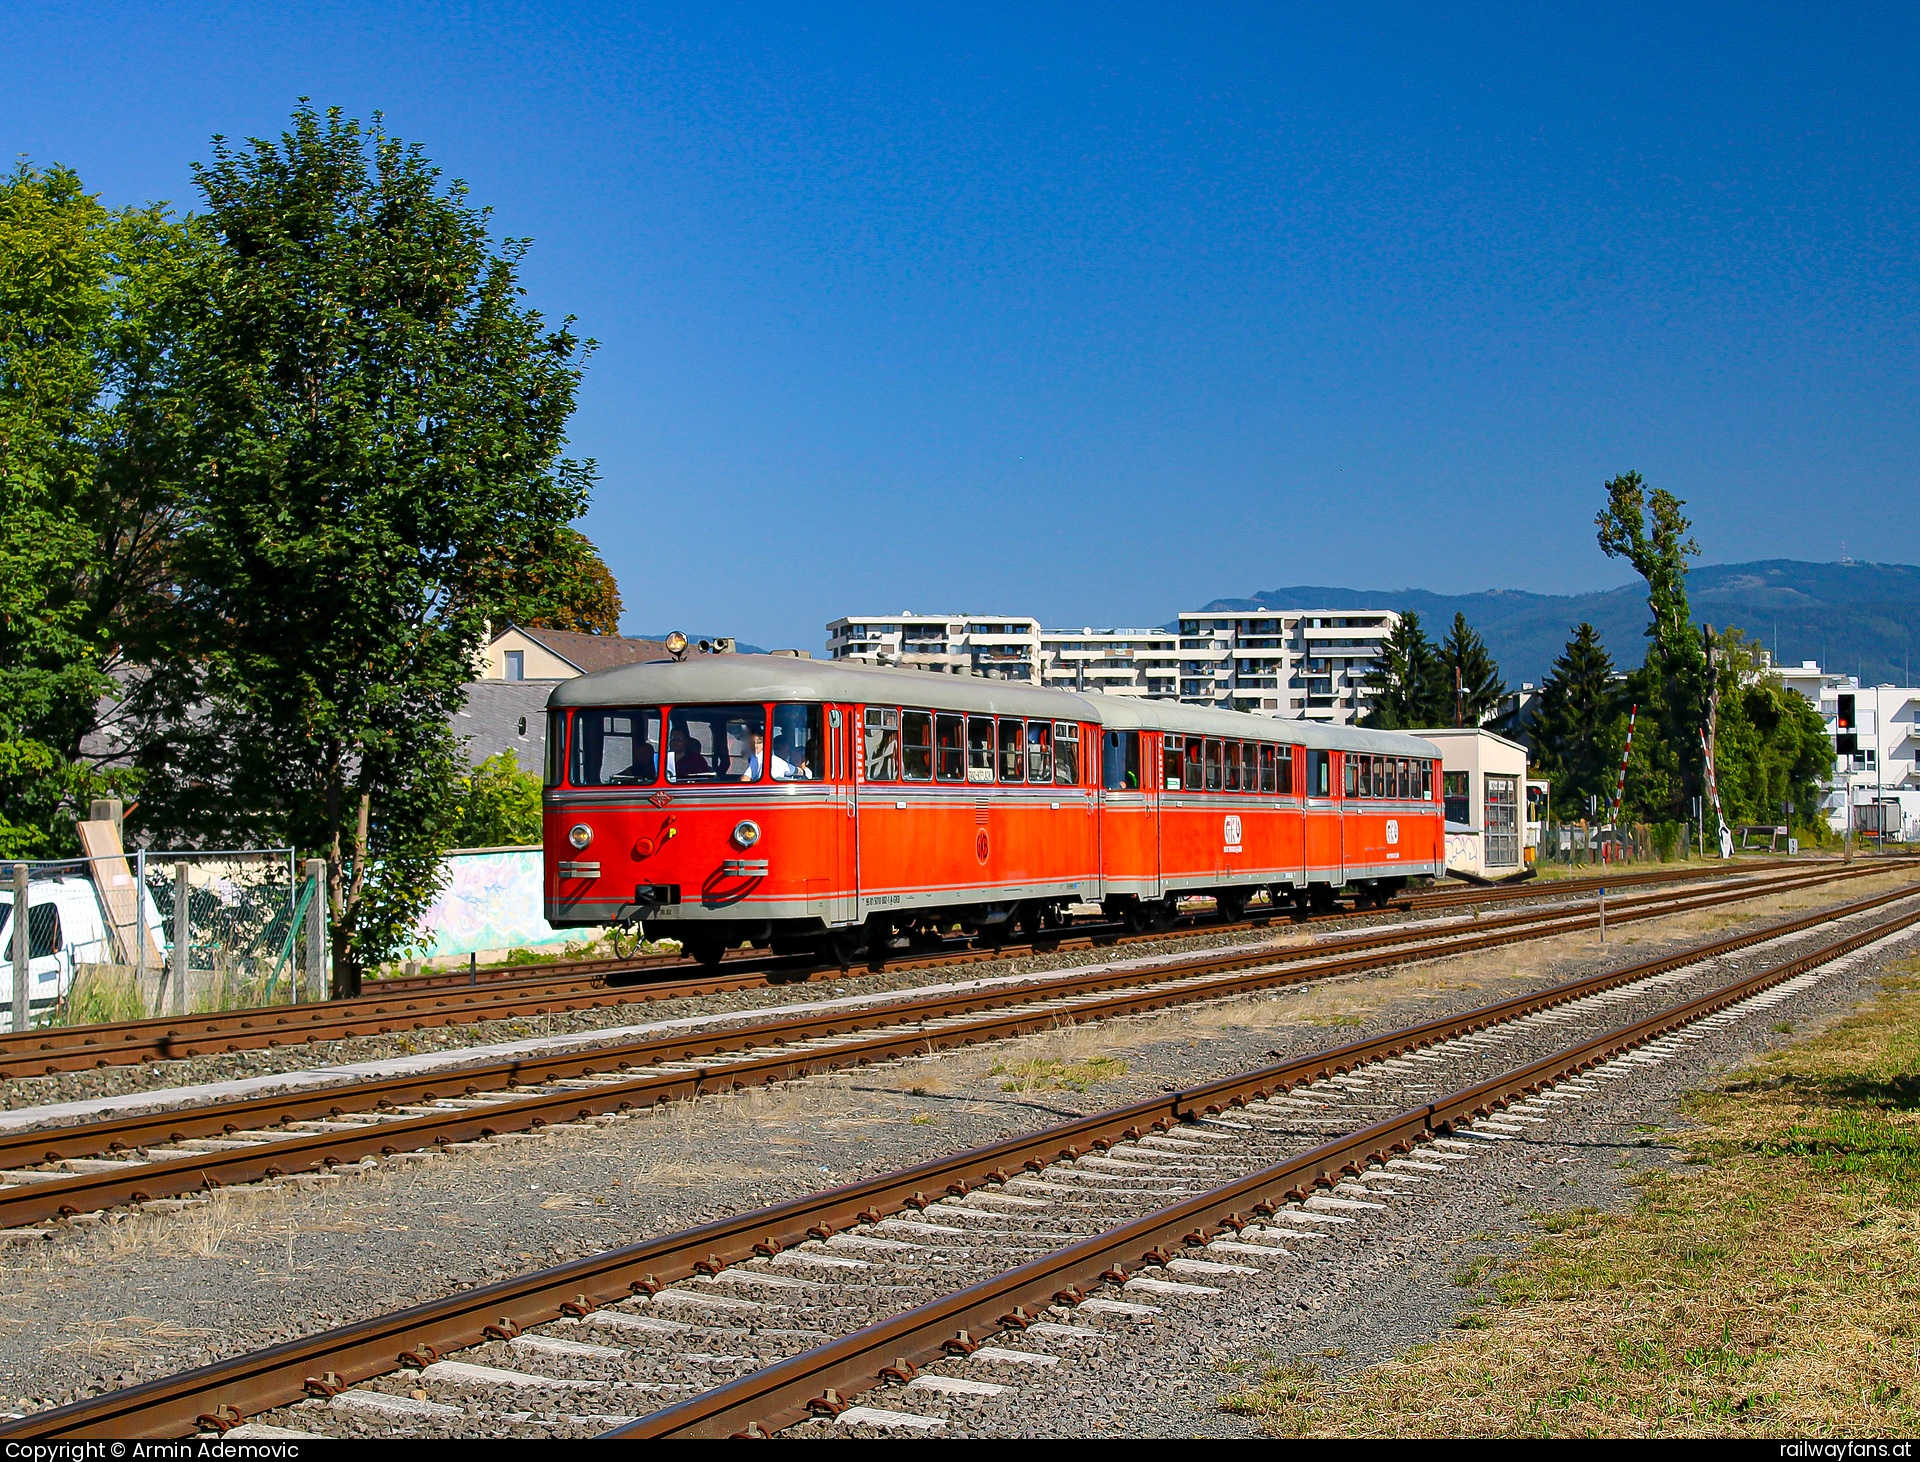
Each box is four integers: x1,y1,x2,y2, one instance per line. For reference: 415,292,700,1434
732,819,761,848
568,824,593,850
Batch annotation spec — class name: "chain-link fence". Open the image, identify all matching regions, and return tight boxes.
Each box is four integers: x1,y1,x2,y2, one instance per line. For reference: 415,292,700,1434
2,848,326,1029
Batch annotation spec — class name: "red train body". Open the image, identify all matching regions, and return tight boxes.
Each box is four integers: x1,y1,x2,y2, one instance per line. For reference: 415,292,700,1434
544,655,1444,965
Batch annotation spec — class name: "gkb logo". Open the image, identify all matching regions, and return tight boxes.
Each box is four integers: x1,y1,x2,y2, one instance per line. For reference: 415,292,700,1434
1385,819,1400,845
1224,815,1243,850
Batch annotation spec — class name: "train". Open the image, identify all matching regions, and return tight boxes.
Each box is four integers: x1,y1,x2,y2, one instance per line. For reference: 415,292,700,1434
543,650,1446,966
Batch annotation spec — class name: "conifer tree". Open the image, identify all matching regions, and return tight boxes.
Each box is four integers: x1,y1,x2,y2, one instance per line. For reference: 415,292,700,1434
1437,613,1506,726
1530,623,1623,818
1361,612,1445,728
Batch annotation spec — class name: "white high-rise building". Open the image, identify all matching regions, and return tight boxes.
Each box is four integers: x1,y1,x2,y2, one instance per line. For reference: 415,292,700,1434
1174,610,1400,722
826,607,1400,724
1779,658,1920,839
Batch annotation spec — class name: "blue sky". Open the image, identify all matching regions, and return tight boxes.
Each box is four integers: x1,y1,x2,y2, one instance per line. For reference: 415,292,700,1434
7,3,1917,648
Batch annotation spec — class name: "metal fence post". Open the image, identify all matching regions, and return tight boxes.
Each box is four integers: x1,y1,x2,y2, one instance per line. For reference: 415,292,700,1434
10,865,28,1033
304,859,327,1003
171,861,190,1016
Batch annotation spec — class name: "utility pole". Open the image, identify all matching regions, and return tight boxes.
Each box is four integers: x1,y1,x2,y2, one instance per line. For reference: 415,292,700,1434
1454,664,1463,728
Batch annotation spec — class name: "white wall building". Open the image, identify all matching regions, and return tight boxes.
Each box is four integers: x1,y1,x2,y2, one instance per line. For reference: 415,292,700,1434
1774,657,1920,840
1174,610,1399,722
827,608,1399,724
826,615,1044,682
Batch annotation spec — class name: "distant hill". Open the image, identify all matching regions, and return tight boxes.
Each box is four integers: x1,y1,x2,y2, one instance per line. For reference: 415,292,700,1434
1197,560,1920,687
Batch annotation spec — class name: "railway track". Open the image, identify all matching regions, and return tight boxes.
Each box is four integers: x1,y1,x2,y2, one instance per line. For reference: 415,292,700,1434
6,874,1912,1440
364,856,1810,993
0,864,1898,1234
0,858,1835,1080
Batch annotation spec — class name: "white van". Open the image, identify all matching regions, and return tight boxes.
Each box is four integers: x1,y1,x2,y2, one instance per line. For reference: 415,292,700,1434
0,874,167,1017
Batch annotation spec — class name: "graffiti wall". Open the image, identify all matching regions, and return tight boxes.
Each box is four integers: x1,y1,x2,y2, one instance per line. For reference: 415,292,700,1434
416,848,586,958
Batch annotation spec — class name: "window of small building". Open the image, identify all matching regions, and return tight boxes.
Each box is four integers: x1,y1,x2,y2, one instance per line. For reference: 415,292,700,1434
864,707,900,782
1444,770,1470,824
1054,722,1080,784
967,717,996,783
504,649,524,681
935,713,966,782
1026,720,1053,783
902,710,933,781
998,719,1025,782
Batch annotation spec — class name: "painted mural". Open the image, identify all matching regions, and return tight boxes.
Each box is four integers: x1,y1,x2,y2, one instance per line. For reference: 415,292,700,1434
416,848,585,958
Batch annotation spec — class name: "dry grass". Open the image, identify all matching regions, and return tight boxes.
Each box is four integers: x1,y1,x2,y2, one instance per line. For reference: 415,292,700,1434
990,1055,1129,1093
1222,959,1920,1437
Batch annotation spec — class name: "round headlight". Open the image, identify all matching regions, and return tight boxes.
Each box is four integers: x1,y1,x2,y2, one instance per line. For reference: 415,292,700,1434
664,630,689,657
732,819,761,848
568,823,593,850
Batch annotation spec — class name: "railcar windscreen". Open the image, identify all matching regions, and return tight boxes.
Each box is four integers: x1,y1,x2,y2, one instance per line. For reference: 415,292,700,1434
667,704,767,783
771,704,825,780
571,708,661,786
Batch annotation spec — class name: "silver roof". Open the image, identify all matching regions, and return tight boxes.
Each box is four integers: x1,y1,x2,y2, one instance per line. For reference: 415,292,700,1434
551,654,1440,757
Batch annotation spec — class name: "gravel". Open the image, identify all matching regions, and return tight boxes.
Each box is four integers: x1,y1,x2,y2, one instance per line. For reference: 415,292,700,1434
0,871,1908,1433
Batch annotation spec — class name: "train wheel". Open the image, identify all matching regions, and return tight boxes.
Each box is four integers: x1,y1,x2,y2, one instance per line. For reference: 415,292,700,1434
682,936,727,969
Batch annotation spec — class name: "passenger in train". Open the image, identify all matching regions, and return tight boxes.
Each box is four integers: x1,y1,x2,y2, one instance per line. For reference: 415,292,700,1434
666,728,710,780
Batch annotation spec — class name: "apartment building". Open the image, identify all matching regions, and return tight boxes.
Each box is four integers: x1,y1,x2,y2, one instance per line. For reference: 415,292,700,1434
825,615,1045,682
827,609,1398,723
1174,610,1399,722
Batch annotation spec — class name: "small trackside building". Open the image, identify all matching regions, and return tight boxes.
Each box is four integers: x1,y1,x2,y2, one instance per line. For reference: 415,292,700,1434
1414,727,1531,879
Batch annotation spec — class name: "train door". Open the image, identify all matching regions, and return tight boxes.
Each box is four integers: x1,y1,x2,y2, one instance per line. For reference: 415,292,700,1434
1303,747,1341,885
829,705,858,926
1099,728,1155,899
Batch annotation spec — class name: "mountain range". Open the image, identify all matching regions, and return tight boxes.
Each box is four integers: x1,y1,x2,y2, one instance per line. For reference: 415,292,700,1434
1197,560,1920,688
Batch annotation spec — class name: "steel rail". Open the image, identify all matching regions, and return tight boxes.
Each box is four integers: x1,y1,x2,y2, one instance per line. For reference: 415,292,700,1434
3,885,1911,1441
0,865,1896,1228
619,894,1920,1439
0,860,1822,1078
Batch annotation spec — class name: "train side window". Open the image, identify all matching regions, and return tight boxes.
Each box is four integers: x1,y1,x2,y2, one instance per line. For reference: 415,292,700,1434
1276,745,1294,795
1396,759,1409,799
1243,742,1260,793
1373,757,1385,799
936,713,966,782
1225,741,1242,792
902,711,933,781
1308,749,1331,798
1260,744,1275,793
999,719,1025,782
1054,722,1079,784
1422,760,1433,799
572,707,661,786
864,708,899,782
966,716,996,783
1027,721,1053,783
1205,739,1223,792
1164,734,1184,790
1185,738,1204,791
545,710,567,786
1344,756,1358,798
1102,731,1140,791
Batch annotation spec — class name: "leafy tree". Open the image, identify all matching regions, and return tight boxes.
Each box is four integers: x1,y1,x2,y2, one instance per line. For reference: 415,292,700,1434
0,164,192,855
1595,471,1706,822
1529,623,1625,818
1361,611,1445,729
450,750,543,848
1703,629,1831,834
133,105,593,995
1437,612,1506,726
493,525,622,635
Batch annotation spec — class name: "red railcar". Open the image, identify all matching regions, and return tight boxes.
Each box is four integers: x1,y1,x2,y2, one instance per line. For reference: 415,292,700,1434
544,654,1443,965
